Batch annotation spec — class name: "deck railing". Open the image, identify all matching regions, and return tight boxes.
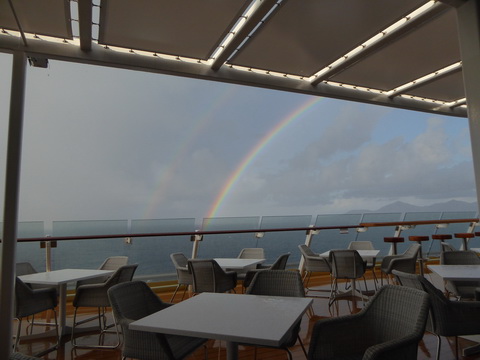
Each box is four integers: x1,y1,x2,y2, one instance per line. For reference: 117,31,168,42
10,213,479,281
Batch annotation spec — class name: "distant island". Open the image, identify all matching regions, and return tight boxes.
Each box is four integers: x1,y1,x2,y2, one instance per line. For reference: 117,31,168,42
348,199,478,214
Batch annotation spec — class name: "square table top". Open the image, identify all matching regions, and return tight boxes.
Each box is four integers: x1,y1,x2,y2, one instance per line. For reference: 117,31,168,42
213,258,265,270
19,268,114,285
130,292,312,347
319,249,380,258
427,265,480,281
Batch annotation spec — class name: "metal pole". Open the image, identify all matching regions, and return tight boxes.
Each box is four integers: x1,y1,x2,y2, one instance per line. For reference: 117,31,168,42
0,51,26,358
456,0,480,215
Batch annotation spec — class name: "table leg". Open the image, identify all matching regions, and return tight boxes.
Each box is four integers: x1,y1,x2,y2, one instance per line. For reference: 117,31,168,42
226,341,238,360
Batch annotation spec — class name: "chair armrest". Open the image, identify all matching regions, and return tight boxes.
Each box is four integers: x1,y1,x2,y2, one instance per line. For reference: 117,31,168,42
309,313,369,358
363,334,420,360
384,257,416,273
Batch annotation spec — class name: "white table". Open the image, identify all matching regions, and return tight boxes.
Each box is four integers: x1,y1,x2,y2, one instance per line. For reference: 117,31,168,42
213,258,264,270
19,268,114,336
320,249,380,258
427,265,480,281
130,292,312,360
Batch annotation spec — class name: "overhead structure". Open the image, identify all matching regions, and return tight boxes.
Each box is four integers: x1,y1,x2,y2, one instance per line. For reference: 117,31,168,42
0,0,470,116
1,0,480,357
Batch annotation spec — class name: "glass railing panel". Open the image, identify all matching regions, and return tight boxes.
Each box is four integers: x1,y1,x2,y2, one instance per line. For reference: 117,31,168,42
401,212,441,256
51,220,128,271
439,211,478,249
312,214,362,254
356,213,403,257
198,217,260,259
130,218,195,278
259,215,312,265
16,221,47,272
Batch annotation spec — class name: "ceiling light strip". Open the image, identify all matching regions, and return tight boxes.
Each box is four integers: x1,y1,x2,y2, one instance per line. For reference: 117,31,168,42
210,0,281,70
310,1,445,85
386,61,462,97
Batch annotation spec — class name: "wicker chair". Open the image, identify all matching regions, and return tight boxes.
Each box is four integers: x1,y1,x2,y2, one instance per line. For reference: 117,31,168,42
348,241,378,289
71,263,138,348
328,249,367,307
14,277,59,352
298,245,331,296
244,270,307,360
440,250,480,299
170,253,193,302
76,256,129,288
242,252,290,289
441,242,456,252
393,269,480,360
188,259,237,294
237,248,265,259
108,281,207,360
380,243,420,285
308,285,430,360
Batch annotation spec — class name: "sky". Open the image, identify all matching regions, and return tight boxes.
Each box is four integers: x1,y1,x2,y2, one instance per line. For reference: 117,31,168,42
0,52,477,224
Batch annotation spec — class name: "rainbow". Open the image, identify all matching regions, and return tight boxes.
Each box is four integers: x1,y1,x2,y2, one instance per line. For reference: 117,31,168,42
205,96,323,219
143,87,237,218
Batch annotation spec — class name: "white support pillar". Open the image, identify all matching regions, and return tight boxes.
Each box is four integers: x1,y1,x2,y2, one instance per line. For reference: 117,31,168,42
0,51,26,358
456,0,480,214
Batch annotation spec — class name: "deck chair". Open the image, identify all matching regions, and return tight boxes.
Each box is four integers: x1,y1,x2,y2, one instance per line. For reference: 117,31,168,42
380,243,420,285
298,244,331,296
170,252,193,302
308,285,429,360
14,277,59,353
328,249,368,307
348,241,378,289
188,259,237,294
242,252,290,288
108,281,207,360
71,263,138,348
440,250,480,299
394,270,480,360
244,270,307,360
76,255,129,287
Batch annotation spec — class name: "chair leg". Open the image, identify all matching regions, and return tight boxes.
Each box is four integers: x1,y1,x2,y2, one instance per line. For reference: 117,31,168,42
14,317,23,351
170,284,181,302
434,333,441,360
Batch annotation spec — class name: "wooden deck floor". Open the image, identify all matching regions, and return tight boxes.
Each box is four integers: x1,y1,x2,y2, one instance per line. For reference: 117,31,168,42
13,272,480,360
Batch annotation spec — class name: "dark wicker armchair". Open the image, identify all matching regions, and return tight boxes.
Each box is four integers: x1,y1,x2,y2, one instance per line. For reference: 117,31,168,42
242,252,290,289
245,270,308,359
108,281,207,360
380,243,420,285
170,252,193,302
188,259,237,294
308,285,430,360
71,263,138,348
394,269,480,360
440,250,480,299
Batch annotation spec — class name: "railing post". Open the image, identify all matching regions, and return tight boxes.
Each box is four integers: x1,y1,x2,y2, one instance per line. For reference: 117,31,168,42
191,233,203,259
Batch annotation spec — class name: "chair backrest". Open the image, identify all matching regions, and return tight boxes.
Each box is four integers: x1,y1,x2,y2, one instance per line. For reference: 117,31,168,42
108,280,168,324
15,262,38,276
170,252,188,269
246,270,305,297
298,245,331,273
392,270,452,334
329,250,365,279
108,281,173,359
237,248,265,259
270,253,290,270
403,243,421,258
363,285,430,342
441,242,456,252
106,264,139,286
15,277,57,317
99,256,128,270
441,250,480,265
188,259,233,293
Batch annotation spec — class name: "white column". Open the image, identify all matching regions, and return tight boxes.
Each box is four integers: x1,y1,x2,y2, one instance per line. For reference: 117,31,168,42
456,0,480,213
0,51,26,358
